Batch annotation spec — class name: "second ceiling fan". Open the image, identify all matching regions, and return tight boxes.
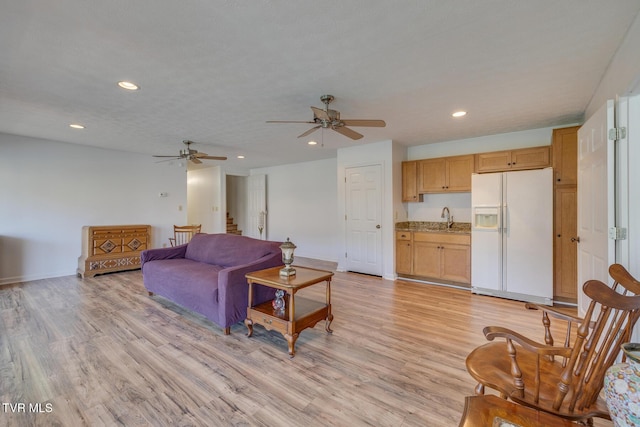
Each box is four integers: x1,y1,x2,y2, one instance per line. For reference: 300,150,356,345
152,140,227,164
267,95,386,140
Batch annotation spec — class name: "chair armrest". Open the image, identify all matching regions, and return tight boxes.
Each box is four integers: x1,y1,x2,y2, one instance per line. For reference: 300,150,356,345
140,244,187,266
525,303,583,323
483,326,573,358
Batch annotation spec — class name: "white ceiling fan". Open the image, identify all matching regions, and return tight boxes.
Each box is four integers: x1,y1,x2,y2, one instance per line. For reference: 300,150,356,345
152,140,227,164
267,95,386,140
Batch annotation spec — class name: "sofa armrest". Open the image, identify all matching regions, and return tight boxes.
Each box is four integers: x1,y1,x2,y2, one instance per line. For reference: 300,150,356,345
140,244,187,266
217,253,283,328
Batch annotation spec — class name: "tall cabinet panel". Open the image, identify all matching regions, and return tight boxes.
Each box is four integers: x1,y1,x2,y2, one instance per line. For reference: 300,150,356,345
552,126,579,303
401,161,420,202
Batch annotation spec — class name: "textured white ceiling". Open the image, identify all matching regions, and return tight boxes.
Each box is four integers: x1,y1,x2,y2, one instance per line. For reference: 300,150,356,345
1,1,639,170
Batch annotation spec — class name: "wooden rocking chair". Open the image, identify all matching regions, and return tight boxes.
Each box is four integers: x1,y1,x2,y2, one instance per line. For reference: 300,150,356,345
524,264,640,359
169,224,201,247
465,277,640,424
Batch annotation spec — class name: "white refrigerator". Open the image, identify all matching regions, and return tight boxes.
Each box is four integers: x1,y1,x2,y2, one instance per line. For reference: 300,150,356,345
471,167,553,305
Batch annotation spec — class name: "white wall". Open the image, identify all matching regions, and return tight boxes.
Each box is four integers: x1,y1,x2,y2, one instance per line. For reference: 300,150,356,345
0,133,187,285
583,10,640,282
187,166,225,233
586,11,640,120
407,126,557,160
405,127,559,223
251,158,339,261
628,94,640,279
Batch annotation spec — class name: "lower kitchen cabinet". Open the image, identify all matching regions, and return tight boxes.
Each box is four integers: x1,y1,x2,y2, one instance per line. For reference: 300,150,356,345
395,231,413,275
396,231,471,285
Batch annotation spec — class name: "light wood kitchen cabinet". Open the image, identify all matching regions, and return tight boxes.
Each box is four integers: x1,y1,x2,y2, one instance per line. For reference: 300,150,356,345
554,187,578,302
401,161,421,202
475,146,550,173
552,126,579,303
397,231,471,285
417,154,474,193
552,126,580,186
395,231,413,274
412,240,441,278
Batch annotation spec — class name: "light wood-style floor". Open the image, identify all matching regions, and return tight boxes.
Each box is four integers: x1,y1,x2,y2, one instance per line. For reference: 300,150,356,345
0,259,613,427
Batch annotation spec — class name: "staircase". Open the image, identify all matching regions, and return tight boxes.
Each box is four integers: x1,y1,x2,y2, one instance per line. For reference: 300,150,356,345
226,213,242,235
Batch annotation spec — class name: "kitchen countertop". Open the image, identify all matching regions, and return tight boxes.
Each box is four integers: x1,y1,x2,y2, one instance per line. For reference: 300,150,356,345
395,221,471,234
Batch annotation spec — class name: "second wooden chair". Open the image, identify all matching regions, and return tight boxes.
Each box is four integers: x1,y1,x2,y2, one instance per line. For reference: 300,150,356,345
169,224,201,247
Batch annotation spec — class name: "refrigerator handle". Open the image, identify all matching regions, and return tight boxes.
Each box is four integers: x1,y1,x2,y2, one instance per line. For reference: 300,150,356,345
501,204,507,232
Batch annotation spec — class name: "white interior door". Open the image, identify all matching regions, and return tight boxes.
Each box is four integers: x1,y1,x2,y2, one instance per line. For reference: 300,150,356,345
577,100,615,315
345,165,382,276
247,174,266,239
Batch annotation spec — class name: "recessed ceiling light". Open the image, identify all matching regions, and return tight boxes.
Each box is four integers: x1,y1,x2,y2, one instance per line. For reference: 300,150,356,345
69,124,85,129
237,155,245,159
117,81,139,90
308,140,317,145
452,111,467,118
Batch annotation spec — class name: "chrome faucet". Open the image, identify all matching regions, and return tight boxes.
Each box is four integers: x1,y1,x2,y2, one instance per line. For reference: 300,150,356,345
441,207,453,229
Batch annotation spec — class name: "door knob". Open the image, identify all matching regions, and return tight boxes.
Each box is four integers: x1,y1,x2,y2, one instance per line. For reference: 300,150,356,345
376,224,381,229
571,237,580,243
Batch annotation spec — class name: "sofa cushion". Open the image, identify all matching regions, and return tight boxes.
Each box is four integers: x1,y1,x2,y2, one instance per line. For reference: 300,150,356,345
143,258,223,314
185,233,281,267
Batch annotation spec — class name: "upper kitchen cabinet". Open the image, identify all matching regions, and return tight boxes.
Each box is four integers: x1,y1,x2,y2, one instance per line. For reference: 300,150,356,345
402,161,422,202
475,146,550,173
552,126,580,186
417,154,474,193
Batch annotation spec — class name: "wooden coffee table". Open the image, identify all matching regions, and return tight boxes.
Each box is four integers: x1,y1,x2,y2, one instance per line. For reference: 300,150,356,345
245,266,334,357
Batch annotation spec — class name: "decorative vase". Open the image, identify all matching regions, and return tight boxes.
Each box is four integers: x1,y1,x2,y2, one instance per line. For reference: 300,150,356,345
272,289,285,314
604,343,640,427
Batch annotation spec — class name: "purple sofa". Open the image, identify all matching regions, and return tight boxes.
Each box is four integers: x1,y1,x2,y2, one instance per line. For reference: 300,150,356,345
141,233,282,334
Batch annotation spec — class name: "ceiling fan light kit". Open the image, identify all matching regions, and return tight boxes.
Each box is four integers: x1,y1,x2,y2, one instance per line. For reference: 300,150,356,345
267,94,386,141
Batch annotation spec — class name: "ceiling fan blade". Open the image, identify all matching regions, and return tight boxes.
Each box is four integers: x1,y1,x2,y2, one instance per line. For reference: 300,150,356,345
341,119,386,127
311,106,330,121
190,157,202,164
297,125,321,138
197,155,228,161
266,120,316,124
333,126,363,140
155,157,181,163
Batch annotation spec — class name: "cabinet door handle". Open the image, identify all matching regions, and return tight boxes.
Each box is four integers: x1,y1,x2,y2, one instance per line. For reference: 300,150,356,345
571,237,580,243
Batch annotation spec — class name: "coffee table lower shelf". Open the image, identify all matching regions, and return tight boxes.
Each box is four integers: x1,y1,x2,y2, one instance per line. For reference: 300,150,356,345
246,297,331,356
